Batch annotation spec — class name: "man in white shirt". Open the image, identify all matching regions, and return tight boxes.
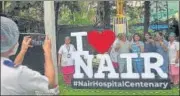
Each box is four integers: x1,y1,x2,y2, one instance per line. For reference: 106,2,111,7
58,36,76,84
1,16,58,95
168,32,179,85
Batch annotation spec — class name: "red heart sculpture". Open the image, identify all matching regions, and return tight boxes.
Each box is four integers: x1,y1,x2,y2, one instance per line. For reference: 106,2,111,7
87,30,115,54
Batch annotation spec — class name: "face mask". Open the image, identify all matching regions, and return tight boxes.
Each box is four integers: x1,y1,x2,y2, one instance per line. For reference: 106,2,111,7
9,43,19,56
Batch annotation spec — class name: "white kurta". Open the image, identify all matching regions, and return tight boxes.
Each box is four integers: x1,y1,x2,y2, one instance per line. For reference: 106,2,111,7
168,41,179,65
110,38,120,63
58,44,76,67
1,57,57,95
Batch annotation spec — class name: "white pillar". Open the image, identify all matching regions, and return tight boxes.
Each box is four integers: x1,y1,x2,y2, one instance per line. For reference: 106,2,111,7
44,1,58,85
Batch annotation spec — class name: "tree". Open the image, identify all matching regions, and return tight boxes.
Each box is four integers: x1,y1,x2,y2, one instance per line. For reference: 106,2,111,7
95,1,111,28
144,1,150,33
125,1,144,34
104,1,110,28
0,1,2,13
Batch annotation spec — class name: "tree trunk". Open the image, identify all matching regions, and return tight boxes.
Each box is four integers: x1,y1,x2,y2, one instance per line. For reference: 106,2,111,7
144,1,150,33
179,1,180,36
104,1,110,28
96,1,110,28
0,1,2,13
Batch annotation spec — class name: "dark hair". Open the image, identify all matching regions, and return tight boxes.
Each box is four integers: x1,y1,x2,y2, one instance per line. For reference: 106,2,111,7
158,32,163,37
0,13,8,17
144,32,152,36
133,33,141,41
144,32,152,41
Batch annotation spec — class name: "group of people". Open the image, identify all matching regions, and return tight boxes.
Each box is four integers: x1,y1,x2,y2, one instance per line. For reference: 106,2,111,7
57,32,179,87
1,14,178,96
110,32,179,86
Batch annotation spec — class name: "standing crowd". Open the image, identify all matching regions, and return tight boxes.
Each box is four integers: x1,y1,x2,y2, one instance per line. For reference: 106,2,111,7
110,32,179,86
58,32,179,87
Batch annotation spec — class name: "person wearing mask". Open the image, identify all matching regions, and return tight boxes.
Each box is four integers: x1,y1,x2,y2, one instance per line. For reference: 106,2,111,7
1,17,57,95
168,32,179,85
130,33,144,75
115,33,130,73
58,36,76,85
155,32,169,74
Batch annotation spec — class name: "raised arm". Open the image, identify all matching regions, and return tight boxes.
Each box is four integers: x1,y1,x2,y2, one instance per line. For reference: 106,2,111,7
175,42,179,64
14,36,32,65
43,36,55,88
58,54,62,66
160,41,168,52
58,46,63,66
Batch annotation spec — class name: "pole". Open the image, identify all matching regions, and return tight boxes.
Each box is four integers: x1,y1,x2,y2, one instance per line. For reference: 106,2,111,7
2,1,4,13
179,1,180,35
166,1,168,29
156,1,158,32
43,1,58,85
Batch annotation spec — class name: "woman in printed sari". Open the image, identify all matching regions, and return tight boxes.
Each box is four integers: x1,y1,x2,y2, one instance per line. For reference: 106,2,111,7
130,33,144,75
109,34,121,72
155,32,169,74
116,33,130,73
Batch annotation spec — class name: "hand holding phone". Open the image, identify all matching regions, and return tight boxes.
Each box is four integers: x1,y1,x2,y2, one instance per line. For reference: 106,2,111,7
21,36,33,53
43,36,52,54
30,34,46,46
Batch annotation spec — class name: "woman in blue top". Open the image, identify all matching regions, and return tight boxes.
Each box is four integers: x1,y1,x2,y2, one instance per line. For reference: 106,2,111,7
144,32,156,53
144,32,158,77
155,32,169,74
130,33,144,74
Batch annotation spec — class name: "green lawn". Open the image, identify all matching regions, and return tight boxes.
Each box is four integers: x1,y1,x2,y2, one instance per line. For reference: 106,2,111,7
58,75,179,95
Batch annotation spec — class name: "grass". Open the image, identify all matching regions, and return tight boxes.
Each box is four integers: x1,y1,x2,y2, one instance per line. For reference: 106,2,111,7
58,75,180,95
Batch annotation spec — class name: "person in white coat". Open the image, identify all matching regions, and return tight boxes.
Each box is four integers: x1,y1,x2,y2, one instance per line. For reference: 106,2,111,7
58,36,76,85
1,16,58,95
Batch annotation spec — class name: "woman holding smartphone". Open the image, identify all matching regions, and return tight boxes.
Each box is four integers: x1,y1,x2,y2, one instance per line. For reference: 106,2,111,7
144,33,156,53
155,32,169,74
1,16,57,95
144,32,157,77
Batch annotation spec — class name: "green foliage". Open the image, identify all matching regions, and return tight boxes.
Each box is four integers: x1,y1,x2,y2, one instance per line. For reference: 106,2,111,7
58,1,96,25
70,12,93,25
58,5,72,25
125,2,144,34
4,1,43,21
4,1,96,26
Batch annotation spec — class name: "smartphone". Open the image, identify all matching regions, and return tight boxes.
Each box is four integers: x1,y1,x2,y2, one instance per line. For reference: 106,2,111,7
30,33,46,46
20,33,46,46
